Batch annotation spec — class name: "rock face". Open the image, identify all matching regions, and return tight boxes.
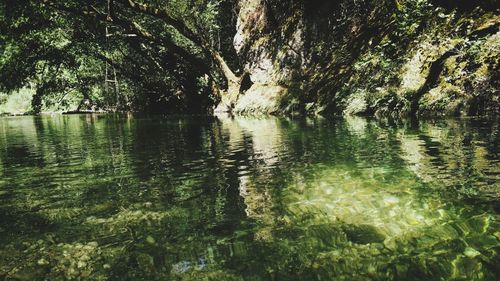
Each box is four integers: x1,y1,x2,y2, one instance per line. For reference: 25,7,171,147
232,0,499,116
231,0,306,114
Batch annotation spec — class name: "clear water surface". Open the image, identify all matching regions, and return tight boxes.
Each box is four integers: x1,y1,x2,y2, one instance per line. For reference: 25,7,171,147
0,114,499,280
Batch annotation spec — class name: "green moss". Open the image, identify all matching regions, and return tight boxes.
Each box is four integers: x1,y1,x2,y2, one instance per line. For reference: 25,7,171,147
419,83,467,115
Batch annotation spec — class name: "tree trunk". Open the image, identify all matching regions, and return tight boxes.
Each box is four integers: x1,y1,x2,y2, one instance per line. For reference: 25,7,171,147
211,51,245,112
77,90,94,112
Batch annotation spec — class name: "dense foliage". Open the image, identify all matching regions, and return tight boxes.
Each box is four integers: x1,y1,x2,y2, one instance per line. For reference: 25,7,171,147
0,0,498,115
0,0,238,114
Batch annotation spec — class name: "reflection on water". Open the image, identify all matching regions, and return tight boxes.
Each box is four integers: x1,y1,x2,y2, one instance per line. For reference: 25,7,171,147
0,115,498,280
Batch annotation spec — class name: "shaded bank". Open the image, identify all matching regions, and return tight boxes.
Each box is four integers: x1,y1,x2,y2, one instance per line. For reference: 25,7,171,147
230,0,499,117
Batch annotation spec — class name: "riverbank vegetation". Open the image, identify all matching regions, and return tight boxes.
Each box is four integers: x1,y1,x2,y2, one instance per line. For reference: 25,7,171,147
0,1,498,115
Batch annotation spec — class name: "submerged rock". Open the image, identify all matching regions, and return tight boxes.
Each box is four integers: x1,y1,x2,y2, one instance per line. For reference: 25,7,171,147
136,253,155,272
343,224,386,244
464,247,481,258
146,236,156,245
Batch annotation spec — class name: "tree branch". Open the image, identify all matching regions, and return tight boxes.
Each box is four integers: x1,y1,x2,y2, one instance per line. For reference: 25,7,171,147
110,0,211,73
117,0,202,46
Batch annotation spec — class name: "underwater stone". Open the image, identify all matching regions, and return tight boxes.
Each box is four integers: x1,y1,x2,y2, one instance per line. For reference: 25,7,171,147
171,261,192,275
466,235,499,250
464,247,481,258
343,224,386,244
146,236,156,245
90,202,115,213
136,253,155,271
37,258,49,266
77,261,87,269
383,195,400,206
383,238,397,251
9,267,44,281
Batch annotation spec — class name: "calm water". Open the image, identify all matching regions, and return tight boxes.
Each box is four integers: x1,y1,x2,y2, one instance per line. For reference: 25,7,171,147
0,115,499,280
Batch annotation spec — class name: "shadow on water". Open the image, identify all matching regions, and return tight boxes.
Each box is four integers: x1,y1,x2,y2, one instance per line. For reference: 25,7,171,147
0,114,498,280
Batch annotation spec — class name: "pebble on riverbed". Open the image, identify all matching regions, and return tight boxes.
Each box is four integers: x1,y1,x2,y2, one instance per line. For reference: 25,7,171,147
463,247,481,258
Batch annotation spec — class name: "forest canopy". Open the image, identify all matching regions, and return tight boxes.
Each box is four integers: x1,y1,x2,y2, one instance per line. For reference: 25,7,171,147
0,0,240,114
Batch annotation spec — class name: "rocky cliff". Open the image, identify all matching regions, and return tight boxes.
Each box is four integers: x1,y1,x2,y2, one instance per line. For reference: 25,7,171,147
230,0,499,117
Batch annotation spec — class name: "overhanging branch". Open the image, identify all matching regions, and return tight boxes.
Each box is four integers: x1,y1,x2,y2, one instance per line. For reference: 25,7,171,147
117,0,202,46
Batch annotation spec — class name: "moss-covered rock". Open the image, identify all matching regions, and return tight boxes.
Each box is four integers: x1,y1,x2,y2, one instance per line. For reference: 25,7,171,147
234,0,499,117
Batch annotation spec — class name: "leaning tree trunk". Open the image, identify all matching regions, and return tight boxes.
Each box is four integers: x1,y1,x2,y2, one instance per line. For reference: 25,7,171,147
211,51,246,112
76,90,94,112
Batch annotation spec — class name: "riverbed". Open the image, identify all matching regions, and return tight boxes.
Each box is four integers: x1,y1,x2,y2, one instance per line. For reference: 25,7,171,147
0,115,498,280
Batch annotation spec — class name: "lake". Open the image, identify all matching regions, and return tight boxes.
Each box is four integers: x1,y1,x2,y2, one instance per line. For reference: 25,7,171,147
0,114,499,280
